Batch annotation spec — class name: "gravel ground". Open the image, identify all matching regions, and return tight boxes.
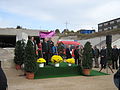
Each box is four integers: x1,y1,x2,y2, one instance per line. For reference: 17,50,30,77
3,68,117,90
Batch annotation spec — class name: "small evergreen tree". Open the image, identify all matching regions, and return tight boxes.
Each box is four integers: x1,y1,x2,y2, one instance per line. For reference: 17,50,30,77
24,40,38,73
14,40,25,66
82,42,93,69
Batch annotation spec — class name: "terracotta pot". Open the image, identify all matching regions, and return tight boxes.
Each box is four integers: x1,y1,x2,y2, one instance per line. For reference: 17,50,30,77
15,65,21,70
26,72,34,79
83,69,91,75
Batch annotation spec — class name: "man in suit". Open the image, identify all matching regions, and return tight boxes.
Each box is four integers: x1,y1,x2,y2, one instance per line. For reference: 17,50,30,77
74,46,80,65
99,46,107,72
66,45,72,59
47,38,54,60
93,46,100,68
42,38,49,65
112,45,119,69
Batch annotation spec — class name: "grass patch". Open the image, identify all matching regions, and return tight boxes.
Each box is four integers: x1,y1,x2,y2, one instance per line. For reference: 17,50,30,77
34,63,109,79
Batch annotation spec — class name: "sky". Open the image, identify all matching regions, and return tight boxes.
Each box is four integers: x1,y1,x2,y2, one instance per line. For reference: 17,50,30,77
0,0,120,32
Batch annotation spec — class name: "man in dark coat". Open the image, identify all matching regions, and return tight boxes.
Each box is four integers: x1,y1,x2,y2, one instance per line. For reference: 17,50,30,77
42,38,49,65
66,45,72,59
93,46,100,68
112,45,119,69
74,46,80,65
99,46,107,72
47,38,54,59
0,61,8,90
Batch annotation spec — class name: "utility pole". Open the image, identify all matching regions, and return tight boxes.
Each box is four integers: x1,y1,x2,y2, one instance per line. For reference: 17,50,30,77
65,21,69,30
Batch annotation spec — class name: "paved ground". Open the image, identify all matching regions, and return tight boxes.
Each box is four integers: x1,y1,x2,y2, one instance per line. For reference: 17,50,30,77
3,68,117,90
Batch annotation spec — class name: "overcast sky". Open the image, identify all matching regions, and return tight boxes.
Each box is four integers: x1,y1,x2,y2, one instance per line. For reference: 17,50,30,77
0,0,120,31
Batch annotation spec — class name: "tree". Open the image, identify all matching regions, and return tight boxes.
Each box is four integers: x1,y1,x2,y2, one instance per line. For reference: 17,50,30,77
24,40,38,73
82,42,93,69
16,26,22,29
14,40,25,66
62,29,70,34
71,30,74,33
55,29,60,33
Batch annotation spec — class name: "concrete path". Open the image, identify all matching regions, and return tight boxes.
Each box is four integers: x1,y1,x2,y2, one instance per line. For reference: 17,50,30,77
3,68,117,90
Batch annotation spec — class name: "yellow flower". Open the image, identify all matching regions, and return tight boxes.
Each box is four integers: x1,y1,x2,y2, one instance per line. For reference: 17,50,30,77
37,58,46,63
51,55,63,63
66,58,75,64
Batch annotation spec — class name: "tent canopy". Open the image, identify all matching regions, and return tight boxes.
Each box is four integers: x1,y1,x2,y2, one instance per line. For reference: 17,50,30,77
57,41,80,45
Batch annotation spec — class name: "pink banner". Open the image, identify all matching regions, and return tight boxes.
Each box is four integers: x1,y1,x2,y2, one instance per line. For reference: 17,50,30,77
39,31,55,38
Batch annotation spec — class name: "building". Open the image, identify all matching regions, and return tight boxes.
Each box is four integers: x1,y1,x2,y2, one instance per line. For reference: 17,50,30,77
98,18,120,32
0,28,47,47
79,29,95,34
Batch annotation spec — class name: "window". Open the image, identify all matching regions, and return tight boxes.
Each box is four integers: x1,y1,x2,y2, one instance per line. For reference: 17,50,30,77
108,27,112,30
110,21,114,24
113,26,117,29
98,24,102,27
104,23,108,26
104,28,108,30
99,29,102,31
116,19,120,23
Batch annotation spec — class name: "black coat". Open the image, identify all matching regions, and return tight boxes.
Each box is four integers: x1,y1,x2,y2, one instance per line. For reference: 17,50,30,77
0,68,8,88
100,49,106,64
112,48,119,61
42,41,49,53
66,48,72,59
74,48,79,57
47,40,54,53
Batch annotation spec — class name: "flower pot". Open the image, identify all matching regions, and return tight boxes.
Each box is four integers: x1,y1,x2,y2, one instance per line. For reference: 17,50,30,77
39,63,44,67
68,63,72,66
26,72,34,79
83,69,91,75
55,63,59,67
15,64,21,70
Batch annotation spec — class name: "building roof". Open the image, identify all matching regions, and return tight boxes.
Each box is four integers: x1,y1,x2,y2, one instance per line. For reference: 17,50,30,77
0,28,48,36
98,17,120,25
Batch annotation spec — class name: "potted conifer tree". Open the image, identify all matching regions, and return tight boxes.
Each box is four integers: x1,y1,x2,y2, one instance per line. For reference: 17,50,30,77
14,40,25,70
82,42,93,75
24,40,38,79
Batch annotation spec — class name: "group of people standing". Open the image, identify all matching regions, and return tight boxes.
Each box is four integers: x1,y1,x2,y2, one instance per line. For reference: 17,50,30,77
64,43,120,71
29,37,57,65
29,37,120,70
93,45,120,70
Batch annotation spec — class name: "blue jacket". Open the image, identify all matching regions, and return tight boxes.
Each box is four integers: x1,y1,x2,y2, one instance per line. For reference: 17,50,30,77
52,46,57,55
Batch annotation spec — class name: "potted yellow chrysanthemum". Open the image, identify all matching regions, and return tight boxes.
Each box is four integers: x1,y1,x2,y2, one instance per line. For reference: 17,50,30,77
66,58,75,66
37,58,46,67
51,55,63,67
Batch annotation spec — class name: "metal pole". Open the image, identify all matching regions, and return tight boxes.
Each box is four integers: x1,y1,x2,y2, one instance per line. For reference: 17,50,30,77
65,21,68,30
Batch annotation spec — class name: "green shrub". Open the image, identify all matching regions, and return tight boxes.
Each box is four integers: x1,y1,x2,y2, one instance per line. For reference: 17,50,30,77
24,40,38,73
14,40,25,65
82,42,93,69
